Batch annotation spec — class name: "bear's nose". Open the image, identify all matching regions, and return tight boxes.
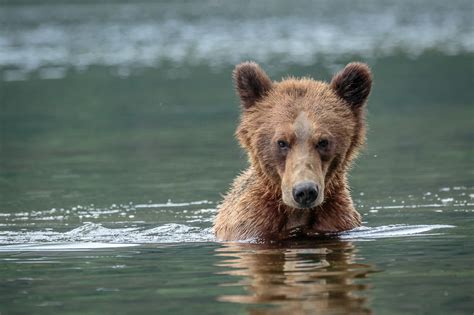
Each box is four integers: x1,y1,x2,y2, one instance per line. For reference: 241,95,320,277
292,181,318,208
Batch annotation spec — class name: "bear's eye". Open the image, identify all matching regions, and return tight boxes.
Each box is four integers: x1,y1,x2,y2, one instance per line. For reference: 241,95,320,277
277,140,289,149
317,139,329,150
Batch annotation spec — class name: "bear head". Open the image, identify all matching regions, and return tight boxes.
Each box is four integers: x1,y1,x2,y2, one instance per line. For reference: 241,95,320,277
234,62,372,209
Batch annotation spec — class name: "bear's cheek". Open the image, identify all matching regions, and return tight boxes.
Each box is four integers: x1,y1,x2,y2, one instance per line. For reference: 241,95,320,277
322,139,349,181
318,146,336,174
274,150,287,178
253,132,282,182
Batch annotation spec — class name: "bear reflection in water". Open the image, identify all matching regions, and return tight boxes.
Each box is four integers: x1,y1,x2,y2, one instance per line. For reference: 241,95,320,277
215,240,374,315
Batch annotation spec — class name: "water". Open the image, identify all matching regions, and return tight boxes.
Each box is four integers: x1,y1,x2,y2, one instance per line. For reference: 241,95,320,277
1,1,473,314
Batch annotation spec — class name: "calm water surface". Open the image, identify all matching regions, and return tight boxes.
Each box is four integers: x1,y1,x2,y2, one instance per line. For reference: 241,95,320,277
0,1,473,314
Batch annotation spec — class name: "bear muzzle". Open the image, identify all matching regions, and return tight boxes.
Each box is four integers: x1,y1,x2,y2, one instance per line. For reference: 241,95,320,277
282,180,324,209
292,181,319,208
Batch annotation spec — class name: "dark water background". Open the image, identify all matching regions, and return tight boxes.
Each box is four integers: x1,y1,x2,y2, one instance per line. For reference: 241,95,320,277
0,1,473,314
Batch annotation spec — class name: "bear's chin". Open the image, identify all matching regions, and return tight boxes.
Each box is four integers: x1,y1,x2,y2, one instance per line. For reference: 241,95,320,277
281,193,325,210
285,202,322,210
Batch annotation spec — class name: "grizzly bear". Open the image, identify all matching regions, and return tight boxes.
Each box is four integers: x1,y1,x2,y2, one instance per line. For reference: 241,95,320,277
214,61,372,241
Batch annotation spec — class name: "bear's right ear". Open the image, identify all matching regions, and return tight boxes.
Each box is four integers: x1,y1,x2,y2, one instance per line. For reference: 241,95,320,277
233,62,273,109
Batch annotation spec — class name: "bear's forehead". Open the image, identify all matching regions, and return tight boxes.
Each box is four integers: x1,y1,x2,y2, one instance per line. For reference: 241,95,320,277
275,79,334,97
265,81,352,122
269,109,353,138
293,111,313,139
254,79,356,138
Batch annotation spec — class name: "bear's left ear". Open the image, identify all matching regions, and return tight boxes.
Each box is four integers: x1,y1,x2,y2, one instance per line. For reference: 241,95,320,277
233,61,273,109
330,62,372,111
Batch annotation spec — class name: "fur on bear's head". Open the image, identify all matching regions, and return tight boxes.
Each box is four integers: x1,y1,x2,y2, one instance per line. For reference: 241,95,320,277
233,62,372,209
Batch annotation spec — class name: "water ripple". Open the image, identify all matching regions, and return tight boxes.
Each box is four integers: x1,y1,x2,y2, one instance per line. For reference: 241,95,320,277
0,223,454,251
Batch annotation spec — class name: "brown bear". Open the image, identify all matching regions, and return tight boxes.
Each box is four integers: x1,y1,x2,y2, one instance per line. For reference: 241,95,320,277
214,61,372,241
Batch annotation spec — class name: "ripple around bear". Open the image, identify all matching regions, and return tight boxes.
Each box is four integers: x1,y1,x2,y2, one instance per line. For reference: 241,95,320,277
214,62,372,241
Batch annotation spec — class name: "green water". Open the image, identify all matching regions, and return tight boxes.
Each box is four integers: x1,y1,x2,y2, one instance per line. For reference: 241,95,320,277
1,1,473,314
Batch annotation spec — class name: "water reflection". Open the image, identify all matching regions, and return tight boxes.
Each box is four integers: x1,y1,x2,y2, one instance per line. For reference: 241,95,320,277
215,240,375,315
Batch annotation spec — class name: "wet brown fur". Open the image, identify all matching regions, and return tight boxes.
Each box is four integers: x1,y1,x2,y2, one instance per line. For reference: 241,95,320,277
214,62,372,241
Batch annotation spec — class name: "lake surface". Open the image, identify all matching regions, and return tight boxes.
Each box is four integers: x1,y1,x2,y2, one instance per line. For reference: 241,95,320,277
0,1,473,314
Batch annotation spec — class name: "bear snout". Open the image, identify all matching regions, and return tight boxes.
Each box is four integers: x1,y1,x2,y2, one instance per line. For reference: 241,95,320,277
292,181,319,208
